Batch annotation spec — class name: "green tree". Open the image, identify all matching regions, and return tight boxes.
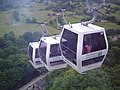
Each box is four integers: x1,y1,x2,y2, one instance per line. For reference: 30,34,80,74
22,32,33,42
32,17,36,23
13,10,20,22
0,71,6,90
4,31,16,42
25,18,31,23
33,31,42,41
106,46,120,67
110,65,120,90
45,68,112,90
49,20,53,25
0,37,6,48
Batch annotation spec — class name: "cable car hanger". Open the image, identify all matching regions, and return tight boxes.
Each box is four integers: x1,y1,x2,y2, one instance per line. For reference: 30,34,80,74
27,4,70,70
27,0,108,74
59,0,108,74
37,11,68,71
40,22,48,37
56,9,68,29
29,1,72,32
81,0,107,26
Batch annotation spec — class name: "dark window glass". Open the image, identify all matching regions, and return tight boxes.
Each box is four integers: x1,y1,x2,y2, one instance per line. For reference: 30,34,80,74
50,60,66,66
61,29,78,65
39,41,47,64
82,32,106,54
35,61,42,65
50,44,61,57
28,46,33,62
35,49,39,58
82,56,104,66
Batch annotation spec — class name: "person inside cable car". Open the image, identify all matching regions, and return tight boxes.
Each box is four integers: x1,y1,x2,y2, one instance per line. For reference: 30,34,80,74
82,42,92,54
82,34,93,54
82,32,106,55
50,44,61,57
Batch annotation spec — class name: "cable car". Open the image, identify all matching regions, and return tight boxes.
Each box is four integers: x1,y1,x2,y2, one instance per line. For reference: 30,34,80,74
27,41,44,68
60,23,108,73
39,35,67,71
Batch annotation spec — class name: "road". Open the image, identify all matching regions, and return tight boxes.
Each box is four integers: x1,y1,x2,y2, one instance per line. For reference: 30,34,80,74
18,72,50,90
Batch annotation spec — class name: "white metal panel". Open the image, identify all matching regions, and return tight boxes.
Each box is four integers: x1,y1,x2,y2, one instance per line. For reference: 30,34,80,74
46,43,50,67
60,24,108,73
40,36,67,71
82,50,107,60
28,42,44,68
77,32,83,70
81,61,103,72
41,36,60,44
63,23,104,33
29,42,40,48
32,48,36,64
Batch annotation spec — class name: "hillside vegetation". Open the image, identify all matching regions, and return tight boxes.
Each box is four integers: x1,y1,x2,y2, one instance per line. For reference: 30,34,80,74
0,0,120,36
0,0,120,90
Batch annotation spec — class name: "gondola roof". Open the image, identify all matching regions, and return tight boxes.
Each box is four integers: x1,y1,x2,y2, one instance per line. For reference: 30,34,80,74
41,36,60,44
29,42,40,48
63,23,105,33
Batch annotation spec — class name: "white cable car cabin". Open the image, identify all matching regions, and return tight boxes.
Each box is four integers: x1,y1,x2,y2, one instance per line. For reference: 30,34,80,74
39,35,67,71
28,41,44,68
60,23,108,73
